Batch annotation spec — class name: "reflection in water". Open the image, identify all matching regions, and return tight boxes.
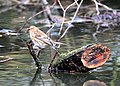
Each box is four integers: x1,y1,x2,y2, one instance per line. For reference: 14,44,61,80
30,68,45,86
50,73,107,86
92,24,114,43
83,80,107,86
0,0,120,86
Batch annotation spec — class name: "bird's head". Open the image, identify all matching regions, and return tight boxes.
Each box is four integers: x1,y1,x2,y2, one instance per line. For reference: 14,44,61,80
26,26,46,37
26,26,38,33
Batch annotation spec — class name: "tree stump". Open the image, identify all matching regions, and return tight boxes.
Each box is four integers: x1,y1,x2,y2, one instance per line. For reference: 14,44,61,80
50,44,110,73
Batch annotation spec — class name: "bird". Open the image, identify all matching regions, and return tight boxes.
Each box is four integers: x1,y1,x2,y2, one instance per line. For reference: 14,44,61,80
26,26,62,50
26,26,64,69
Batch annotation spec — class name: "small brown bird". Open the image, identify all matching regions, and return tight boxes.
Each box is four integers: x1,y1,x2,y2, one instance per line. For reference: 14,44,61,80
26,26,61,49
26,26,64,69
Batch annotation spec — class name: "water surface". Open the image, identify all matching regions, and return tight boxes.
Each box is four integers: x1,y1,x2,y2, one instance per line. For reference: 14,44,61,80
0,2,120,86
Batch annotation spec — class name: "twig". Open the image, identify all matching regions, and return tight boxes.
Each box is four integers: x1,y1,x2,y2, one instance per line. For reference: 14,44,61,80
58,0,84,41
92,24,100,42
57,0,65,11
0,58,14,63
92,0,114,15
97,2,113,11
92,0,100,15
17,0,57,32
57,0,77,35
46,23,56,35
74,0,79,6
41,0,53,26
48,51,58,71
0,5,16,14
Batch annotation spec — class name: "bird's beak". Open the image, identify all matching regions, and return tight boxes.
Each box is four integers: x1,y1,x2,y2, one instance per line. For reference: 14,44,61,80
25,28,30,33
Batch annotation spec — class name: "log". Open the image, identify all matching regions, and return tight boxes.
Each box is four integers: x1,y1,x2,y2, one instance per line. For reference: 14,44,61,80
50,44,110,73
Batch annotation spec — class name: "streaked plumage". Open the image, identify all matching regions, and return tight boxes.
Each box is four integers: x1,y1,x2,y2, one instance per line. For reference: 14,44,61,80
26,26,60,49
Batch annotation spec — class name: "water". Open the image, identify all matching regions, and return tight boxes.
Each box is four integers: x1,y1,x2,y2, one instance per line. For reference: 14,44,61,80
0,2,120,86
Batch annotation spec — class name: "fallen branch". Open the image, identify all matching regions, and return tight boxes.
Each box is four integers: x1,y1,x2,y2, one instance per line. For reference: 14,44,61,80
50,44,110,73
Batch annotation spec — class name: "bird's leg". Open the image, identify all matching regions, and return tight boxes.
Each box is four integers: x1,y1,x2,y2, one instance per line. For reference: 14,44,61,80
36,49,41,59
35,49,42,68
26,40,42,68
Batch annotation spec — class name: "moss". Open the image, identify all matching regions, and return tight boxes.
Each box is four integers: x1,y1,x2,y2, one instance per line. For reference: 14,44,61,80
52,47,83,66
52,44,93,66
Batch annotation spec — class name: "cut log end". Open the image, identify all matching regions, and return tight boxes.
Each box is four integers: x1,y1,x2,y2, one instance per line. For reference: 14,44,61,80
81,44,110,68
50,44,110,73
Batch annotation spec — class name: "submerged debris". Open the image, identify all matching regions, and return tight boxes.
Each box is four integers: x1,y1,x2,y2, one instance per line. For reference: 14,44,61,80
0,28,20,36
50,44,110,73
91,11,120,28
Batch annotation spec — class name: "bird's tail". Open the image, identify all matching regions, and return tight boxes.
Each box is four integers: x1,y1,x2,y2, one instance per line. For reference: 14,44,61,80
54,41,66,45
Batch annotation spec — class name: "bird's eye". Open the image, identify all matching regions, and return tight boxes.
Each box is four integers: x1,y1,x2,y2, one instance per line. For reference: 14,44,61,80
26,28,30,33
28,26,31,28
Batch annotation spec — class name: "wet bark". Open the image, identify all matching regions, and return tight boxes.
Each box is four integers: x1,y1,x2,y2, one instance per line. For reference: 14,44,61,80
50,44,110,73
26,40,41,69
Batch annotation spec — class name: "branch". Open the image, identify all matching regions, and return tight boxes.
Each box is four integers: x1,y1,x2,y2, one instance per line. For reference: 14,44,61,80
92,0,114,15
58,0,84,41
26,40,41,68
17,0,57,32
0,58,13,63
58,0,77,34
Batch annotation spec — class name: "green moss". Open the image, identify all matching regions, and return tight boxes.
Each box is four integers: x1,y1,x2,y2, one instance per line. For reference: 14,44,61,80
52,44,93,66
52,47,83,66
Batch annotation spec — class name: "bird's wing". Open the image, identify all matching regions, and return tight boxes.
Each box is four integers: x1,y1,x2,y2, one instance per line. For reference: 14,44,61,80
54,41,66,45
36,36,53,46
36,29,48,37
31,36,45,48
